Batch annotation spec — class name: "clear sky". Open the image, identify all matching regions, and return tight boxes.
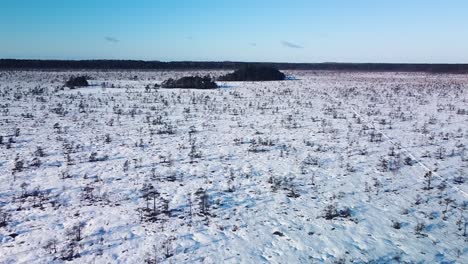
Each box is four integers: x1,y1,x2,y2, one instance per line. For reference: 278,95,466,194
1,0,467,63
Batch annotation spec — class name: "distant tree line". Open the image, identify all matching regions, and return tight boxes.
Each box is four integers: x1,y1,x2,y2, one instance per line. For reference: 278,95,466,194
1,59,468,73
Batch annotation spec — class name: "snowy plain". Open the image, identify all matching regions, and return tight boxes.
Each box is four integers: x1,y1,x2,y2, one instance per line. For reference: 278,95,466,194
0,70,467,263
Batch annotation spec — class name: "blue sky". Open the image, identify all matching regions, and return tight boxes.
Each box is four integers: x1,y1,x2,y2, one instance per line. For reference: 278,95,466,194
1,0,467,62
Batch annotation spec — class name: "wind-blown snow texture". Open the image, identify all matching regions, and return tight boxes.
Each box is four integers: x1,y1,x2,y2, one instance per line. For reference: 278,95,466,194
0,71,467,263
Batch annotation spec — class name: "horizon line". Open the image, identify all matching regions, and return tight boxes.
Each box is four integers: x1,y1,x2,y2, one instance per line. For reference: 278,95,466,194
1,58,468,65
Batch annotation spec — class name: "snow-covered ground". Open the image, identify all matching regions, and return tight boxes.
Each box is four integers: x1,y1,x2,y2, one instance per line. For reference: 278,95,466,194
0,70,467,263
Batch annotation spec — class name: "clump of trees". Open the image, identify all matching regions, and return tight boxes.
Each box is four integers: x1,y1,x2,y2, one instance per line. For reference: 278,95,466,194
218,64,286,81
161,75,217,89
65,76,89,88
323,204,352,220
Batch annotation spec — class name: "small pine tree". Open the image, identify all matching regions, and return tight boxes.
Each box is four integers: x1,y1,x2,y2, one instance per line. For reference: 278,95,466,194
424,171,433,190
104,134,111,144
196,188,209,216
123,160,130,172
0,208,10,227
89,152,98,162
44,238,59,254
35,146,45,157
13,155,24,174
